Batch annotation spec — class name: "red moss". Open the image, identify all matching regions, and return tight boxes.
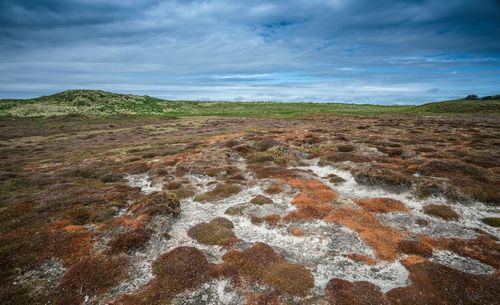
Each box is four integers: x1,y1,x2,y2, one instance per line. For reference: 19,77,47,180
223,243,314,296
152,246,210,288
58,255,128,304
386,260,500,305
325,278,389,305
107,228,153,254
424,234,500,268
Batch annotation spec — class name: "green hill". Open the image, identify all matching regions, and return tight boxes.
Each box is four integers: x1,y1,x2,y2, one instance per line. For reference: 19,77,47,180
414,97,500,114
0,89,499,117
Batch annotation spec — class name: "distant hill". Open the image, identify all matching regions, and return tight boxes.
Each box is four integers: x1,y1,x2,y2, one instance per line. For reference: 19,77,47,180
414,97,500,114
0,89,499,117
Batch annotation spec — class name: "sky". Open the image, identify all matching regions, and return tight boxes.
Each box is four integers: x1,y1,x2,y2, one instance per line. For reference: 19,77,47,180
0,0,499,104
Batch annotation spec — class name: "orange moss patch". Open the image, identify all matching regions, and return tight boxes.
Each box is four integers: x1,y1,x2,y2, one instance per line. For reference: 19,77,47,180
223,243,314,296
400,255,426,267
285,179,339,221
354,198,409,213
63,225,86,233
325,208,405,261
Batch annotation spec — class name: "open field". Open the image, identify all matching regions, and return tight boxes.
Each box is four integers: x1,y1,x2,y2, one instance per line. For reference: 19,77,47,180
0,92,499,305
1,90,500,118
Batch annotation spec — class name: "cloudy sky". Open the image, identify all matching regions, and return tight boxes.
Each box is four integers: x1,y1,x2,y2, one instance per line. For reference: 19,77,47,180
0,0,499,104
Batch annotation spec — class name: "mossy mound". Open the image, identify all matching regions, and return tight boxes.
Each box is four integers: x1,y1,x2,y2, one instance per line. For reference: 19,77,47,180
423,204,459,221
152,246,210,288
263,261,314,295
326,173,346,184
136,192,181,217
107,228,153,254
223,243,314,296
188,218,236,245
250,195,273,205
194,183,242,202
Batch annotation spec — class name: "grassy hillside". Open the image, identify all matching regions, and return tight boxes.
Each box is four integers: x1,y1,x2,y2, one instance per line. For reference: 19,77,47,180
413,98,500,114
0,89,499,118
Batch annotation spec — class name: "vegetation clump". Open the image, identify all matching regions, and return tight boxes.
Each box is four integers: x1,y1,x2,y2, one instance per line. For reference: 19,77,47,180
223,243,314,296
337,144,356,152
423,204,459,221
188,218,236,245
250,195,273,205
107,228,153,254
325,173,346,184
265,182,284,194
58,256,128,303
136,192,181,217
194,183,242,202
355,198,408,213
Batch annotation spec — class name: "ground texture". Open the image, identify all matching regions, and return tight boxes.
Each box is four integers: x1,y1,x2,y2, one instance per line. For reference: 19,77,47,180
0,113,499,305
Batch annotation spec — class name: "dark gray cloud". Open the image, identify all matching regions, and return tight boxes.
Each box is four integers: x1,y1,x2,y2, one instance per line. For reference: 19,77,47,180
0,0,499,103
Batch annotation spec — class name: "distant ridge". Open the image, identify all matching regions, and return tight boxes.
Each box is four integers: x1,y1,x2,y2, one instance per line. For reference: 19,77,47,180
1,89,499,117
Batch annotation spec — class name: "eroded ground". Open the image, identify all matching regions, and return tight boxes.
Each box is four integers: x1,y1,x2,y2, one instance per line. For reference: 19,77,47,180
1,114,499,305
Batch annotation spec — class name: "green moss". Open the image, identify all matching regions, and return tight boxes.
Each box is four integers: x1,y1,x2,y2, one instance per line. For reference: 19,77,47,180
326,173,346,184
263,262,314,296
481,217,500,228
187,219,236,245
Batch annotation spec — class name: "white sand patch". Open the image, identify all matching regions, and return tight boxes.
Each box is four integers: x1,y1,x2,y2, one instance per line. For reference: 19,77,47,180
171,279,244,305
125,173,163,194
